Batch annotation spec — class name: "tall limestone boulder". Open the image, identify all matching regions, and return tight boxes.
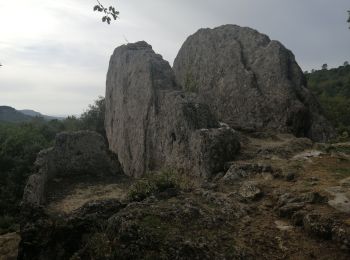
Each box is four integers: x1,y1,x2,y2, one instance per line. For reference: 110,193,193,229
173,25,335,142
105,41,240,178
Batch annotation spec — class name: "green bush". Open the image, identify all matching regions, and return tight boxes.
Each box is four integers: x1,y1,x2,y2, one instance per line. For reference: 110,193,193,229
306,64,350,139
127,169,180,201
184,71,199,93
80,96,106,138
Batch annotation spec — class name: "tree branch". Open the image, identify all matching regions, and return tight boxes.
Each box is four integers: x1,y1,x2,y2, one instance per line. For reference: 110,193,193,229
93,1,119,24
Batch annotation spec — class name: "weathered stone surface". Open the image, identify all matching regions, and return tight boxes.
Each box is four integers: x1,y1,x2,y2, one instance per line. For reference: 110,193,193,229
22,131,122,206
238,181,263,200
173,24,335,142
105,41,240,178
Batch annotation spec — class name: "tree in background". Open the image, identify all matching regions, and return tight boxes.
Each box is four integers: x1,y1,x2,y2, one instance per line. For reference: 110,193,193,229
80,96,106,138
306,64,350,139
322,63,328,70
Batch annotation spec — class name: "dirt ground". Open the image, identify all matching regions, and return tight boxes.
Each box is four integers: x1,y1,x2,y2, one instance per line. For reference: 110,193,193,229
46,174,132,214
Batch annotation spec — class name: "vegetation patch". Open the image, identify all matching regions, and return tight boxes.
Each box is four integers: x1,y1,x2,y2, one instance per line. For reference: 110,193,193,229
127,168,198,202
127,169,181,201
184,71,199,93
306,64,350,139
333,167,350,178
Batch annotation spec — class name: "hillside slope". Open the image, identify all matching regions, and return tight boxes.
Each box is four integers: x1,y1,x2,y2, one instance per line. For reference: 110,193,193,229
0,106,64,123
19,109,64,121
0,106,32,123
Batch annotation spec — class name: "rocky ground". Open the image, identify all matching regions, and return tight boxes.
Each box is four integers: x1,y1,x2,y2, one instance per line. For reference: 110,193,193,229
11,132,350,259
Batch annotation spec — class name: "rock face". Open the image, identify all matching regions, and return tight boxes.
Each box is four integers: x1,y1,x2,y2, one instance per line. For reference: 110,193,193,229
105,41,240,178
22,131,122,206
173,24,335,142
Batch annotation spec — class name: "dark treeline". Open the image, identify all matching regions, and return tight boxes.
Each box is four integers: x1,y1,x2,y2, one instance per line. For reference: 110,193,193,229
306,63,350,138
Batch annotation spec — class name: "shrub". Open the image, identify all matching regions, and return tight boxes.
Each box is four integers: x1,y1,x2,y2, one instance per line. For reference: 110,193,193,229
127,169,185,202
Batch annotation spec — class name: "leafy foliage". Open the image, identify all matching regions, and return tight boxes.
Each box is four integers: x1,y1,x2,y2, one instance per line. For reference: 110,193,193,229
128,169,180,202
306,63,350,138
184,71,199,93
93,1,119,24
80,96,106,138
127,169,196,202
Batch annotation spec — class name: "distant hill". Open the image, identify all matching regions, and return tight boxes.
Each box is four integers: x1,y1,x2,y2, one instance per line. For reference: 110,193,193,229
0,106,64,123
20,109,64,121
306,64,350,133
0,106,33,123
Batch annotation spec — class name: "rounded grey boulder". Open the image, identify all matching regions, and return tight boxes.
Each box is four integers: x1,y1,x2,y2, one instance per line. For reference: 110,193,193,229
173,25,335,142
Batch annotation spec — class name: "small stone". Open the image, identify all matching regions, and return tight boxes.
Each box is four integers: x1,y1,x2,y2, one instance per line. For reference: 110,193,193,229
303,213,333,240
302,192,327,204
277,202,305,218
275,220,293,231
238,181,263,200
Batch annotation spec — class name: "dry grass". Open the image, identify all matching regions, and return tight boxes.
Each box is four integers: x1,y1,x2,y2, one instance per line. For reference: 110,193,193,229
47,183,127,214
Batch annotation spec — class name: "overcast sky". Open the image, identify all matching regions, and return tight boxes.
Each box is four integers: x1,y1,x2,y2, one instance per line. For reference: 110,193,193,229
0,0,349,116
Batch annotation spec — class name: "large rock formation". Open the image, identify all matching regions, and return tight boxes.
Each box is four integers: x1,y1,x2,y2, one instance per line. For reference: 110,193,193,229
22,131,121,206
105,41,240,178
173,25,335,142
